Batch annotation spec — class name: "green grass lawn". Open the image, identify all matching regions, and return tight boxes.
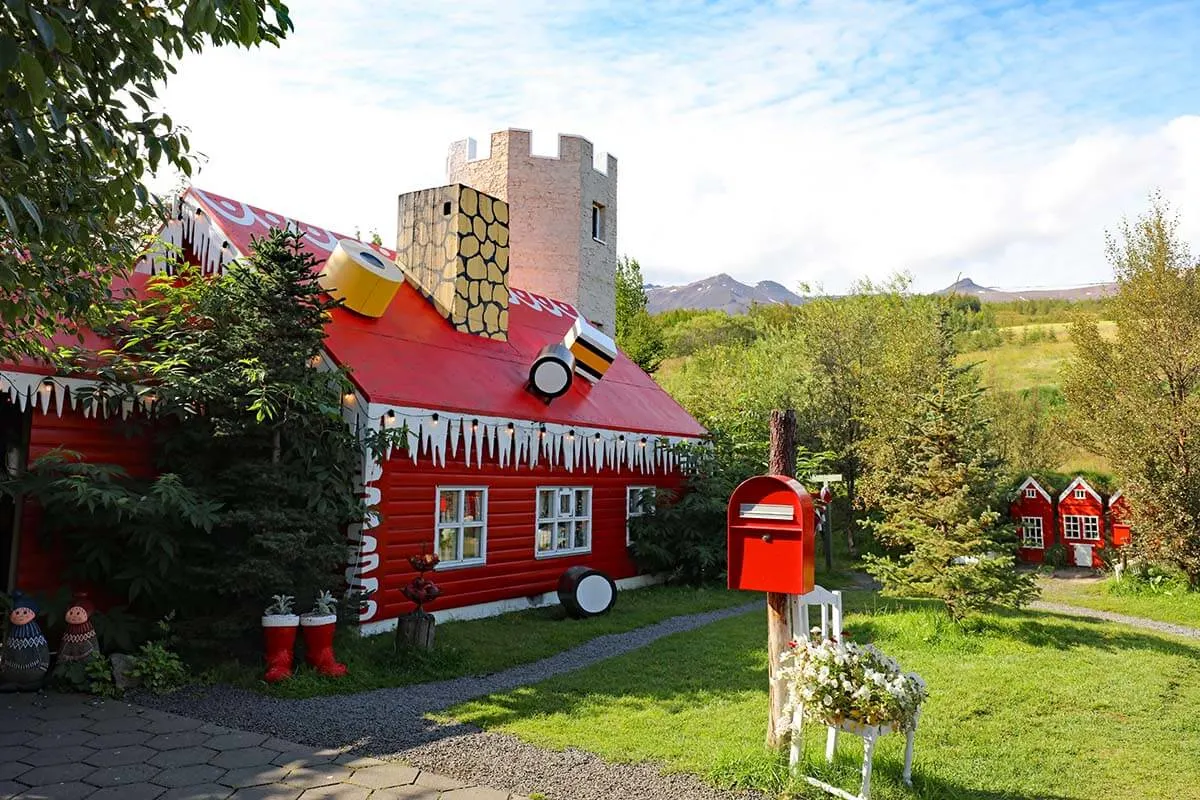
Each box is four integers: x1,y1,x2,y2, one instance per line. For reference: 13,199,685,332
1038,576,1200,629
445,592,1200,799
200,584,755,698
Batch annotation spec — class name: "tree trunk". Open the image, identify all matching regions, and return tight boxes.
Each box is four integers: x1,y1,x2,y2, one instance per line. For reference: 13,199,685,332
766,408,796,750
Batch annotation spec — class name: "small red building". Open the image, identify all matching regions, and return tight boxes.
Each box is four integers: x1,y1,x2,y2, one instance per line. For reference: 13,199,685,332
1108,490,1132,547
1011,476,1055,563
1058,477,1105,567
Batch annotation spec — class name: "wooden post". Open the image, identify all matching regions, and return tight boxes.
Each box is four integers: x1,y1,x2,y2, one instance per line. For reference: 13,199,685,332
766,409,796,750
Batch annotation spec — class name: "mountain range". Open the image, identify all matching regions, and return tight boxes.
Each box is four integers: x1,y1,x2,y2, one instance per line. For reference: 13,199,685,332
644,274,1117,314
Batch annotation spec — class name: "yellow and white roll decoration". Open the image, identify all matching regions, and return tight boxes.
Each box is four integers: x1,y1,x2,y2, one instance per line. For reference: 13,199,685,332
563,317,617,383
319,239,405,318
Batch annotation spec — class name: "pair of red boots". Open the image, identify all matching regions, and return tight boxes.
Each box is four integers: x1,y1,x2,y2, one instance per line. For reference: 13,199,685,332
262,612,347,682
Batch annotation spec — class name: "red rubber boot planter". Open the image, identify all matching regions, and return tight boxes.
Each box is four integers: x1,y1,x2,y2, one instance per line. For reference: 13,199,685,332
300,614,347,677
261,613,299,683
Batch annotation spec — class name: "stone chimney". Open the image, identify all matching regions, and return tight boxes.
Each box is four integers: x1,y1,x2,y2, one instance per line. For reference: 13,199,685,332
395,184,510,340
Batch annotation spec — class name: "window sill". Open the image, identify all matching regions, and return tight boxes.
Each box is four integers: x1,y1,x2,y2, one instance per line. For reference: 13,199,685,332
435,559,486,571
592,237,606,244
535,548,592,560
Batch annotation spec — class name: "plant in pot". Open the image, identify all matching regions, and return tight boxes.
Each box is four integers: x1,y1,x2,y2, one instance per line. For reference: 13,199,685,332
397,552,442,651
261,594,298,683
300,590,347,677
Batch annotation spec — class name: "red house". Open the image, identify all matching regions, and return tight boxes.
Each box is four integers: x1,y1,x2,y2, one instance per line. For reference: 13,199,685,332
1108,490,1132,547
1058,477,1105,567
1011,477,1055,563
1,131,707,634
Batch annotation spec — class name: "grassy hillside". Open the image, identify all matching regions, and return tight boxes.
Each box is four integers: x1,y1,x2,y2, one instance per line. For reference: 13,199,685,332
962,321,1116,392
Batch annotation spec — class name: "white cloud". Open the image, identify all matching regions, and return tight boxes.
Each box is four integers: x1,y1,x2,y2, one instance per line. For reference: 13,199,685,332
154,0,1200,293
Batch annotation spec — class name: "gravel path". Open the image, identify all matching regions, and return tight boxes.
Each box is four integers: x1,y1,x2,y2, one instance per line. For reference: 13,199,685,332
1029,600,1200,639
139,601,763,800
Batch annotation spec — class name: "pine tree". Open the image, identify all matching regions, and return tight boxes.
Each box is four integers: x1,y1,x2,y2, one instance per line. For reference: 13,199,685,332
862,324,1037,621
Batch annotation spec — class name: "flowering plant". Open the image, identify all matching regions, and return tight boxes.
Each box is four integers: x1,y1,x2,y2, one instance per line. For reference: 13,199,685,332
776,628,927,735
408,552,440,573
403,552,442,612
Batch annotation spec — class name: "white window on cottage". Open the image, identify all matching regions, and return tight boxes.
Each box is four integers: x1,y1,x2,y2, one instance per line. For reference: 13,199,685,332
591,203,606,243
626,486,657,545
435,487,487,567
1063,515,1101,542
1074,488,1087,500
1024,487,1037,498
536,487,592,557
1019,516,1044,549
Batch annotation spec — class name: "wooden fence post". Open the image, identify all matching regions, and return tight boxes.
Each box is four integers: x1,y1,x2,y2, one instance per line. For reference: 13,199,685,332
765,409,796,750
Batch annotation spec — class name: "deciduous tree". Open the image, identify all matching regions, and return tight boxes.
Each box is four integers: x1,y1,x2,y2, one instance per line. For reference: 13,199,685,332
614,255,664,372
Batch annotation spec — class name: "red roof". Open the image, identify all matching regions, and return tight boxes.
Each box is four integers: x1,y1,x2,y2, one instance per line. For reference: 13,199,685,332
184,188,705,438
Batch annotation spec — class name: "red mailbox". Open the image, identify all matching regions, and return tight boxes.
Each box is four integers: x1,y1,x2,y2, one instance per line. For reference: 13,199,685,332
727,475,815,594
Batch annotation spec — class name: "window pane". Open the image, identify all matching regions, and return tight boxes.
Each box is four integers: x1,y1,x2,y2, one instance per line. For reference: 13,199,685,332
574,519,590,549
439,490,460,523
642,488,656,512
538,490,555,521
559,490,572,516
574,489,589,518
462,526,482,559
463,490,484,522
537,525,553,552
556,521,571,549
628,490,639,514
438,527,459,561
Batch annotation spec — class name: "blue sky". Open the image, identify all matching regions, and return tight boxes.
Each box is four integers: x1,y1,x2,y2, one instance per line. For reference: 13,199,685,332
158,0,1200,293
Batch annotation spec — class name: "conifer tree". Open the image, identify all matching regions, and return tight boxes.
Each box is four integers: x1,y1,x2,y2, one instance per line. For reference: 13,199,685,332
862,323,1037,620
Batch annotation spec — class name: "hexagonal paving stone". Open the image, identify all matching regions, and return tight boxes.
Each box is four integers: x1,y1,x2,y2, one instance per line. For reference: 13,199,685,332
87,731,151,749
86,745,158,767
144,718,203,736
0,746,33,763
18,761,96,786
210,748,278,771
32,717,93,736
0,761,30,782
346,765,419,789
83,702,138,720
269,750,337,770
149,746,219,769
282,765,353,790
31,704,90,721
147,732,211,752
218,765,292,789
159,784,233,800
0,717,39,736
413,772,465,791
90,782,166,800
440,788,510,800
88,718,148,736
0,780,26,799
27,731,96,749
297,785,370,800
368,787,441,800
12,779,97,799
0,732,31,748
22,744,98,767
152,764,227,789
332,755,384,769
204,734,266,752
197,724,236,736
228,786,301,800
83,763,162,787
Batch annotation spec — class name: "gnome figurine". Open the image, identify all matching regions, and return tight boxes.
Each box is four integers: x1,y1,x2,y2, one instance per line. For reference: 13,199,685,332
57,594,101,665
0,592,50,692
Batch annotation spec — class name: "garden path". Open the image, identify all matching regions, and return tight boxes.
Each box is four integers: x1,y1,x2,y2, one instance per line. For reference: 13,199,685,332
139,601,763,800
1028,600,1200,639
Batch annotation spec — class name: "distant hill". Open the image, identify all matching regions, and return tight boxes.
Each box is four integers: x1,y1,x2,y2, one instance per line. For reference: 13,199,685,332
938,277,1117,302
646,273,805,314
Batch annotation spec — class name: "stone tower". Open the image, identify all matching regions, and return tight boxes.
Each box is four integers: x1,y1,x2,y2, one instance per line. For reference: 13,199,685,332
447,129,618,332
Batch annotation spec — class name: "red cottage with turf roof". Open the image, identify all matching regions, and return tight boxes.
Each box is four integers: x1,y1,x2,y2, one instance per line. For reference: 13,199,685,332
1011,476,1055,563
1,131,706,633
1058,477,1106,568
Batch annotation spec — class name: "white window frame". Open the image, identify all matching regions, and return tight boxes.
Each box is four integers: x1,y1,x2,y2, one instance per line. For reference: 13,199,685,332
1019,516,1044,549
591,203,606,243
535,486,592,558
434,486,488,568
1073,489,1086,500
1062,514,1100,542
1024,487,1037,498
626,486,657,545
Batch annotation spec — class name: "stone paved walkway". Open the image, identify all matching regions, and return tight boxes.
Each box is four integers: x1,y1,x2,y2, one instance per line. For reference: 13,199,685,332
0,692,526,800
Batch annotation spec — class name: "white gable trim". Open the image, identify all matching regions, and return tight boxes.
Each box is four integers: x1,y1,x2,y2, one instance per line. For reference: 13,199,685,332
1109,489,1124,506
1015,476,1052,504
1059,476,1102,503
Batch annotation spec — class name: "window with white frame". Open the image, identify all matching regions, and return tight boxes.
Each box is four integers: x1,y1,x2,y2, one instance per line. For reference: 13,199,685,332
591,203,606,242
1073,488,1086,500
1019,516,1044,549
626,486,657,545
1062,514,1100,541
1024,487,1037,498
435,487,487,566
536,487,592,556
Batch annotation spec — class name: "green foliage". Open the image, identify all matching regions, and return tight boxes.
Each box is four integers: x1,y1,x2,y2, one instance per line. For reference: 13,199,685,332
1063,192,1200,587
985,387,1066,480
0,0,293,361
1043,542,1068,569
128,613,188,694
614,256,664,372
862,325,1038,621
658,309,759,358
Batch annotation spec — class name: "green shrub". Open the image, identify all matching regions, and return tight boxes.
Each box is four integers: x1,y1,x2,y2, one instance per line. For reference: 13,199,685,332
1043,543,1068,569
128,614,188,694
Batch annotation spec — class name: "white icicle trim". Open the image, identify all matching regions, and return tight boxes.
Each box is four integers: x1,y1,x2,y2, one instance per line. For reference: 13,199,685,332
0,371,155,420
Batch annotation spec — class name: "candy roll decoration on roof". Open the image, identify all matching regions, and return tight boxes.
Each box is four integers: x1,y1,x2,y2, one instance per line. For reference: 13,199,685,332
319,239,406,318
563,317,617,383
